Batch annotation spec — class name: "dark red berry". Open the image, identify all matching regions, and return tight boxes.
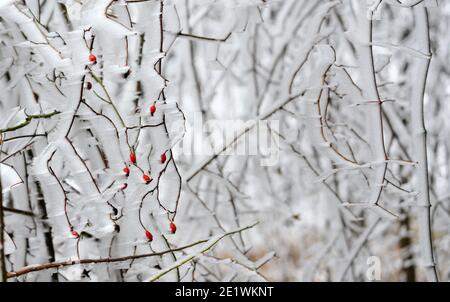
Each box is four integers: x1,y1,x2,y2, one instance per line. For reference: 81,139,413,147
130,152,136,164
123,167,130,176
86,82,92,90
145,230,153,241
71,230,79,238
143,174,152,184
170,222,177,234
89,54,97,63
150,104,156,115
161,152,167,164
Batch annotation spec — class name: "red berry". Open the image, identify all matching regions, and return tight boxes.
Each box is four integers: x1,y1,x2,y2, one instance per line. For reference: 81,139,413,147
89,54,97,62
170,222,177,234
143,174,152,184
130,152,136,164
123,167,130,176
161,152,167,164
145,230,153,241
150,104,156,115
71,230,79,238
121,183,128,191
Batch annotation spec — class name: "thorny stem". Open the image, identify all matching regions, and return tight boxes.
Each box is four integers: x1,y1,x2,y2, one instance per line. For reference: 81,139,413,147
411,4,439,282
7,223,257,279
0,169,7,282
355,3,392,219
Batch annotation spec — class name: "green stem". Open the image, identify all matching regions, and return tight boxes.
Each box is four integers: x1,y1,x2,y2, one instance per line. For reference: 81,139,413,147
88,68,127,128
0,110,60,134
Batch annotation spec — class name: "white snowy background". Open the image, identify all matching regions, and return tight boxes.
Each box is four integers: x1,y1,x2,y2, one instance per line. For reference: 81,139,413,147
0,0,449,282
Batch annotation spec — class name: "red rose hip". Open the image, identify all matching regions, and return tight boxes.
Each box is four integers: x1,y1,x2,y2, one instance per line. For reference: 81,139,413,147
161,152,167,164
143,174,152,184
169,222,177,234
129,152,136,164
89,54,97,63
145,230,153,241
150,103,156,115
123,167,130,176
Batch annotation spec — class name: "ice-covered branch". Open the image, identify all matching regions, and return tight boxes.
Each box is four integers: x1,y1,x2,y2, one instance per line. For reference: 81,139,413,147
410,3,438,282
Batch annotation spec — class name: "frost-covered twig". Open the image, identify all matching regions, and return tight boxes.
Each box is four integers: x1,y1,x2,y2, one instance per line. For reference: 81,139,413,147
0,110,60,134
146,222,258,282
0,171,6,282
354,1,392,218
6,235,217,279
410,3,439,282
